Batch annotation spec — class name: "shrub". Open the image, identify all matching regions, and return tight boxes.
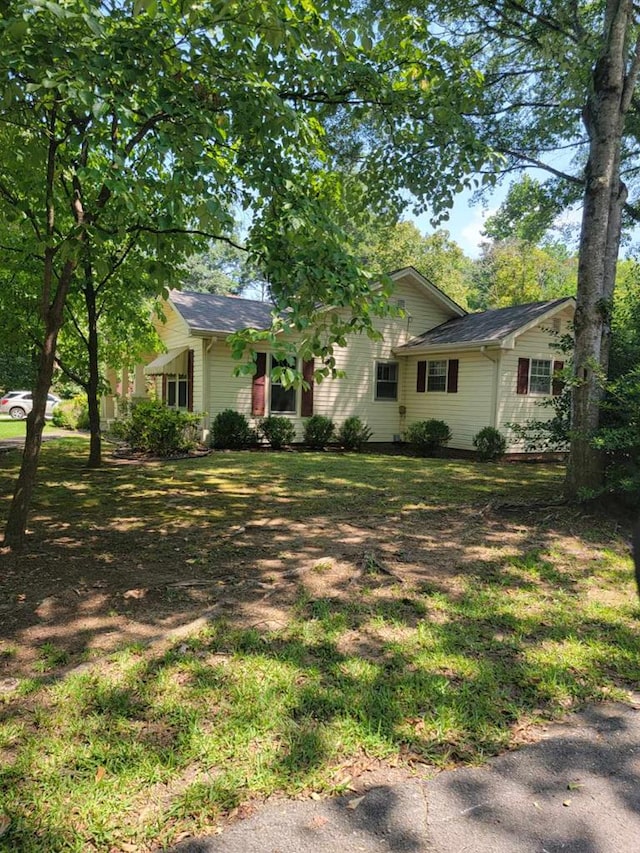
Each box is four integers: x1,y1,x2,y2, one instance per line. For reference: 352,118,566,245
258,416,296,449
473,426,507,461
337,416,373,451
303,414,335,449
116,399,199,456
51,393,88,430
405,419,452,456
211,409,255,449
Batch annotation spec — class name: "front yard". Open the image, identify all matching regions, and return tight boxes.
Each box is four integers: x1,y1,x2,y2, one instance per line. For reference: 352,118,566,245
0,440,638,852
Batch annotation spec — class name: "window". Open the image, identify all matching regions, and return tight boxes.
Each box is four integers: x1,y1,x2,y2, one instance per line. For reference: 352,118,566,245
270,356,297,414
529,359,552,394
427,360,447,392
417,359,459,393
166,374,189,408
375,361,398,400
517,358,561,396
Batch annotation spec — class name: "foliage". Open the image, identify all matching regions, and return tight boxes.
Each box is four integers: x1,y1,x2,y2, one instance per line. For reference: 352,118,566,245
593,368,640,504
211,409,255,450
354,220,473,308
114,400,199,457
181,240,264,297
473,426,507,461
0,351,36,393
303,415,335,449
483,176,567,245
258,416,296,449
51,395,88,431
469,240,577,310
405,419,452,456
337,416,373,451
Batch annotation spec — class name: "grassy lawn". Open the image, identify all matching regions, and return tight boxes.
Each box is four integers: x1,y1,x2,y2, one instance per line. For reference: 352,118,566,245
0,441,638,851
0,417,59,440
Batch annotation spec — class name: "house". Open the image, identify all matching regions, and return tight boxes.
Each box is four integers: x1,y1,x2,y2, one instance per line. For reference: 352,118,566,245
117,267,574,453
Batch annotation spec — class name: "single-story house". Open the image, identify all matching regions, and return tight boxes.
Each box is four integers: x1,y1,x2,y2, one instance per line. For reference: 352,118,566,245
113,267,574,453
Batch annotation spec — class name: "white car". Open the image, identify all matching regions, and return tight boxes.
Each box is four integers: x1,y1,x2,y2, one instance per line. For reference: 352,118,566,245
0,391,61,420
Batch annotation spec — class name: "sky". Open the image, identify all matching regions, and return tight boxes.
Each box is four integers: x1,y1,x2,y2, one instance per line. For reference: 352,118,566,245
413,190,500,259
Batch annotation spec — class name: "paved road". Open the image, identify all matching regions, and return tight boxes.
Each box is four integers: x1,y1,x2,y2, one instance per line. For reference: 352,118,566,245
168,698,640,853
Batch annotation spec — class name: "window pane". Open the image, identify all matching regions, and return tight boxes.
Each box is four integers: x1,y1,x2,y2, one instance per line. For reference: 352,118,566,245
167,378,176,407
177,377,188,408
427,360,447,392
270,356,297,413
376,362,398,400
530,359,551,394
271,384,296,413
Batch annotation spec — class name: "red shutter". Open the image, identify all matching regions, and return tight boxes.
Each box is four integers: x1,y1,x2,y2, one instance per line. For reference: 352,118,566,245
552,360,565,396
252,352,267,416
187,349,194,412
447,359,459,393
416,360,426,393
161,374,167,404
517,358,530,395
301,358,314,417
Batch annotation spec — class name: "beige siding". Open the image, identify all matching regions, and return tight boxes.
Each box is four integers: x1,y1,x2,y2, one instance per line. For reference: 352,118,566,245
200,275,457,442
403,351,496,450
497,308,573,450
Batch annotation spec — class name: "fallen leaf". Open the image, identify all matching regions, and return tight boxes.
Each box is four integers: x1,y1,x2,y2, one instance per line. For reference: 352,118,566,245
0,814,10,838
567,782,583,791
123,588,148,600
562,799,572,807
347,796,365,810
95,766,106,783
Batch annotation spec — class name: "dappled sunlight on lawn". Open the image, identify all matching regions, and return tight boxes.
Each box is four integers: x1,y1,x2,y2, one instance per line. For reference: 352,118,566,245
0,441,638,850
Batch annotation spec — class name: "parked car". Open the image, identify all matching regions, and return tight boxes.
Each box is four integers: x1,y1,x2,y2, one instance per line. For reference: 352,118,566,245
0,391,61,420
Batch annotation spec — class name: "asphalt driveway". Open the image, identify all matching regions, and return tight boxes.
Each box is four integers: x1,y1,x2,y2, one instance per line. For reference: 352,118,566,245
169,697,640,853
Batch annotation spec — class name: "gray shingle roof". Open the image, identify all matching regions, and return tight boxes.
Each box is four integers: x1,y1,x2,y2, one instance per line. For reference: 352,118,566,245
399,297,574,351
170,290,274,333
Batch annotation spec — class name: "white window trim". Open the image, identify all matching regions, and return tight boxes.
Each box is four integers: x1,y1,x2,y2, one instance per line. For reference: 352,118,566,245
374,360,399,401
529,358,552,395
426,359,448,393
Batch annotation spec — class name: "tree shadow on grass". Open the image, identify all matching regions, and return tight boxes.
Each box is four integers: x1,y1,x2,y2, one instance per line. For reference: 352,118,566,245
0,578,638,851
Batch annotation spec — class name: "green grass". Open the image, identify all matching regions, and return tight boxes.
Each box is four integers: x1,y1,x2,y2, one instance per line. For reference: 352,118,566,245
0,418,59,440
0,444,638,851
0,418,27,440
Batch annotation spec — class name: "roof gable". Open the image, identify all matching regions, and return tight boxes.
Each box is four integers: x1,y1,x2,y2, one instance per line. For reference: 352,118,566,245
389,267,467,319
397,297,575,353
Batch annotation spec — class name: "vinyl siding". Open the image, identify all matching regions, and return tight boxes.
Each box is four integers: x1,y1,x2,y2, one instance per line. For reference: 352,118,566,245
202,276,456,442
497,308,573,450
403,351,496,450
148,305,206,410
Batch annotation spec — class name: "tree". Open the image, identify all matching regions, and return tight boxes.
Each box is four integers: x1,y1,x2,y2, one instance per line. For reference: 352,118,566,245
406,0,640,497
1,0,493,548
470,240,578,309
181,241,261,296
356,220,473,307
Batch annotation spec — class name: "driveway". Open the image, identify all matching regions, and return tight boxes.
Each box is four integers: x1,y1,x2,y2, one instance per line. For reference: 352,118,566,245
169,697,640,853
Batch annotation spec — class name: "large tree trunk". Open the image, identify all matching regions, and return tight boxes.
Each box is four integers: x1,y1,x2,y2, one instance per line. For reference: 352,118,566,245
84,276,102,468
565,0,636,499
3,260,74,550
